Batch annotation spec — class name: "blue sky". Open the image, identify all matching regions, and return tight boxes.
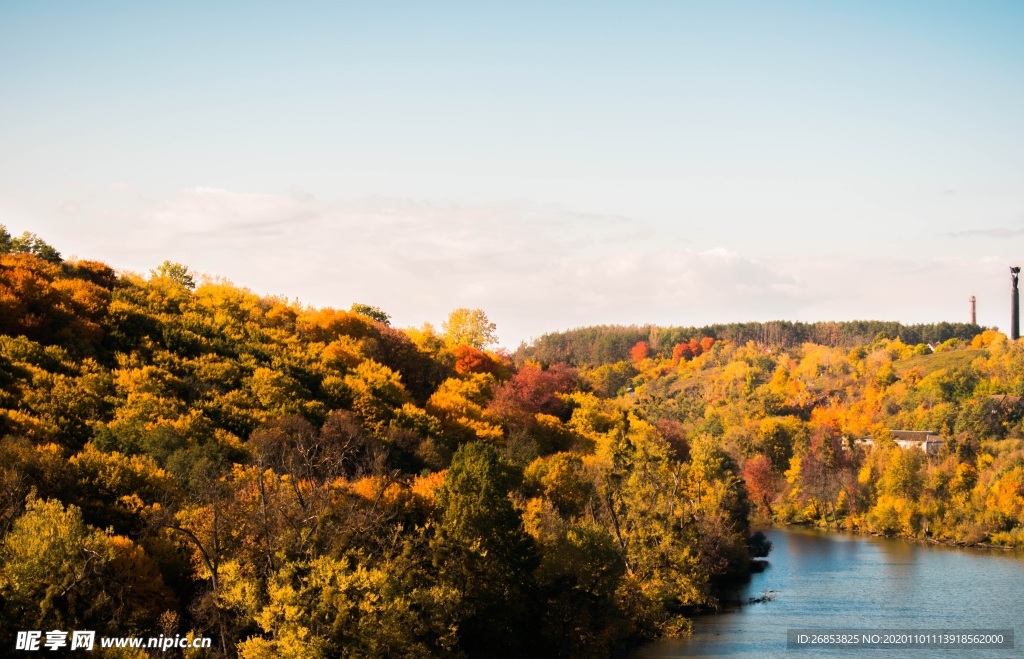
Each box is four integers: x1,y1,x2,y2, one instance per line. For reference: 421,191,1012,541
2,2,1023,345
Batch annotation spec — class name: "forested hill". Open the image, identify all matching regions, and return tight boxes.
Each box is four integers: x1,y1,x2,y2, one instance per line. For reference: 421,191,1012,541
2,225,1021,658
516,321,987,367
0,227,765,657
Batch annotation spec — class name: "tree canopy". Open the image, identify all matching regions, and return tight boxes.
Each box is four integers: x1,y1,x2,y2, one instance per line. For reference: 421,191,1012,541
0,228,1020,657
443,308,498,349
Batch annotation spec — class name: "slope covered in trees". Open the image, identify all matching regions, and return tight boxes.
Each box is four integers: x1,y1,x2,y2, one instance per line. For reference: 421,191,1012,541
2,227,1020,658
0,229,763,657
615,331,1024,547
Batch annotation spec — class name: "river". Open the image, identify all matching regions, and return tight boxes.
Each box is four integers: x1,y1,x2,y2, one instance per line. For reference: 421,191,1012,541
638,528,1024,657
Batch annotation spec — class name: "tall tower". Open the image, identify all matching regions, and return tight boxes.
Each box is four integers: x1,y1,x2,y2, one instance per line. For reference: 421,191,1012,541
1012,267,1021,341
970,296,976,325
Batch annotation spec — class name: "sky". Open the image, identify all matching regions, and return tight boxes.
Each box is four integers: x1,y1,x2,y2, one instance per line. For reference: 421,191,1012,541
1,1,1023,347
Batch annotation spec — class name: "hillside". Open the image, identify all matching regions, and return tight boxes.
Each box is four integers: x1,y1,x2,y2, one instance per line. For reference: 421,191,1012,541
612,333,1024,547
0,229,760,657
0,227,1022,658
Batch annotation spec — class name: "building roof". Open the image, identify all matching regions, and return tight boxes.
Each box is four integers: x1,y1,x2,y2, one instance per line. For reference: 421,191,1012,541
890,430,942,441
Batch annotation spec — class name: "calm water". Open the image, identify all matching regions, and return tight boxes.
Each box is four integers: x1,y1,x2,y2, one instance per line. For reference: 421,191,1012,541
639,528,1024,658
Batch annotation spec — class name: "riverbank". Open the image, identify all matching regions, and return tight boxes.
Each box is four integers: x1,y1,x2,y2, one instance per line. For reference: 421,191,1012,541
766,518,1024,552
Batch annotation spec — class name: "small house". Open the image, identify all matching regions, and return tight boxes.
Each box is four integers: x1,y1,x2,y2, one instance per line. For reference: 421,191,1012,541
849,430,945,456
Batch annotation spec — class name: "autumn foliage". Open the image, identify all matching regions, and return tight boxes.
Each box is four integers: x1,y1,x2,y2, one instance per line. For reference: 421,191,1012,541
453,344,507,378
671,337,715,365
1,226,1020,658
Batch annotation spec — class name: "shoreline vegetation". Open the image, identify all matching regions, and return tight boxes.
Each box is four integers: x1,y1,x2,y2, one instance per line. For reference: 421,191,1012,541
1,227,1022,657
775,520,1024,551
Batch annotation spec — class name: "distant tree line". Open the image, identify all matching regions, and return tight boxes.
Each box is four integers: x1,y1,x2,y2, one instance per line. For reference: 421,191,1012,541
516,321,988,367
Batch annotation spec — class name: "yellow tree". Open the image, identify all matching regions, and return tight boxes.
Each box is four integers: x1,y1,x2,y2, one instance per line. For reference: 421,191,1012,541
442,308,498,349
0,497,174,632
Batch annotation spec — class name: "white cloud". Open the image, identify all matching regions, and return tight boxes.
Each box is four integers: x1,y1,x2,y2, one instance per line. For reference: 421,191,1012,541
35,185,1019,346
93,187,809,343
948,225,1024,239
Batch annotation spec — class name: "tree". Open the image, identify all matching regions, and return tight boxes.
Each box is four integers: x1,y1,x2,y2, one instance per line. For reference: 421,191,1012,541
600,416,713,636
524,452,594,518
343,359,410,435
7,230,62,263
453,344,506,377
442,308,498,349
531,523,626,656
349,303,391,326
0,438,73,538
683,433,752,583
236,546,461,658
432,442,538,656
672,342,694,365
743,454,776,517
487,362,578,434
0,497,173,632
629,341,649,363
250,411,372,486
426,374,503,444
150,260,196,290
585,361,637,398
754,416,804,469
878,447,923,500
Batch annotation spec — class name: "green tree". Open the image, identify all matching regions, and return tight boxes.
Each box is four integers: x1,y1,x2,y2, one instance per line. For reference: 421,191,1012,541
601,417,714,637
349,303,391,325
878,448,923,500
8,230,62,263
150,260,196,290
0,497,172,632
532,523,626,656
432,442,538,656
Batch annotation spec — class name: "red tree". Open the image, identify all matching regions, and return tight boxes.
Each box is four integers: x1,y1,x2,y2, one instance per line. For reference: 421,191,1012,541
630,341,649,362
453,345,505,377
672,342,694,365
742,454,776,516
487,362,579,430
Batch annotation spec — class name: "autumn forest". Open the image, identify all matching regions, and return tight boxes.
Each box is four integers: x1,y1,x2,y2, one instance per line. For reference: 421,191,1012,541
1,227,1023,657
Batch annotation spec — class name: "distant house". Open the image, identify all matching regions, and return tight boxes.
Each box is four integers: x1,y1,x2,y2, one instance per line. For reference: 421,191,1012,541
849,430,945,457
891,430,945,456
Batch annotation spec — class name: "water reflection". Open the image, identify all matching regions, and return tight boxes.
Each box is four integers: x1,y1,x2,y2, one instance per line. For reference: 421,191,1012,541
638,529,1024,658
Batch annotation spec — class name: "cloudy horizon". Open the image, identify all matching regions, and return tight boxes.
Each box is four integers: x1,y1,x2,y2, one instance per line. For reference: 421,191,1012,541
2,2,1022,346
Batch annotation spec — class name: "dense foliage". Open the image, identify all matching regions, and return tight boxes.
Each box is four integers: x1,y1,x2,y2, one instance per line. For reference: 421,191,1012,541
0,231,761,657
2,228,1019,657
618,331,1024,547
